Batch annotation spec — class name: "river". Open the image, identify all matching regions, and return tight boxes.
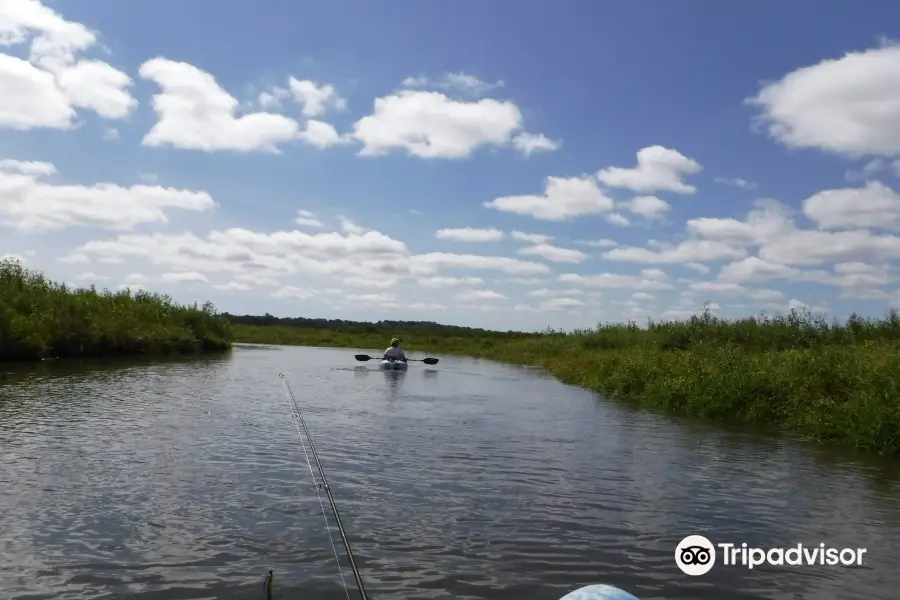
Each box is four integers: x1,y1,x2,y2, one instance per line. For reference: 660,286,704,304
1,345,898,600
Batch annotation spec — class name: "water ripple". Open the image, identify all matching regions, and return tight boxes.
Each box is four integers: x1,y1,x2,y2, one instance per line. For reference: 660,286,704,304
1,347,899,599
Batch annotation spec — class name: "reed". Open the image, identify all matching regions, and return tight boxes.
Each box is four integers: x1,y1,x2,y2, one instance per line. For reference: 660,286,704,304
0,259,233,361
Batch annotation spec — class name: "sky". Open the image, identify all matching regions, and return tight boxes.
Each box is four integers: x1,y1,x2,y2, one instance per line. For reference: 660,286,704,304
3,0,900,332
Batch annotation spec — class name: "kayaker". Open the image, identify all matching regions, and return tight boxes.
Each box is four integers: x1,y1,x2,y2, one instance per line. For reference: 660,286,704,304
383,338,407,362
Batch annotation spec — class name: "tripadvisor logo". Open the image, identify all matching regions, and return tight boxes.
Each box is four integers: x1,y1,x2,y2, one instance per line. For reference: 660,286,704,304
675,535,867,576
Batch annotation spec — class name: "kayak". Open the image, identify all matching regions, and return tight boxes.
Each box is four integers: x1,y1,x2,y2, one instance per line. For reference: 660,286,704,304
560,585,639,600
379,359,408,371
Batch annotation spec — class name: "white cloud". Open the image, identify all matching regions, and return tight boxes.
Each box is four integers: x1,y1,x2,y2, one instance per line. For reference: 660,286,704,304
0,158,55,175
575,238,617,248
518,243,588,263
621,195,671,219
161,271,208,284
605,213,630,227
58,252,90,264
338,217,366,235
455,289,508,302
603,240,746,264
412,252,549,275
294,209,323,228
0,53,74,129
759,229,900,267
510,230,553,244
401,72,504,97
717,257,798,282
686,199,794,246
748,44,900,157
213,281,251,291
559,269,673,291
75,272,109,281
352,90,539,159
435,227,505,242
485,175,615,220
714,177,757,189
273,285,320,300
596,145,702,194
139,58,300,152
0,0,137,130
407,301,447,311
288,78,347,117
298,120,350,148
258,86,291,110
844,159,886,182
511,132,561,156
685,262,710,274
540,297,584,311
0,159,216,231
803,180,900,230
418,276,484,287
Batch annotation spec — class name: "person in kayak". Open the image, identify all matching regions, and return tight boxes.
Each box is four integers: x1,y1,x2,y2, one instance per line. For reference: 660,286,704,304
383,338,407,362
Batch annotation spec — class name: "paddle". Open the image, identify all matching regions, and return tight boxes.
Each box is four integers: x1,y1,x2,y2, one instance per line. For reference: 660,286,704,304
354,354,439,365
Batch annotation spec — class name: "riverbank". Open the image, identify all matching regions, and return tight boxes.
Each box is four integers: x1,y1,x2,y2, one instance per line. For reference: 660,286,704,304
0,259,233,361
231,312,900,456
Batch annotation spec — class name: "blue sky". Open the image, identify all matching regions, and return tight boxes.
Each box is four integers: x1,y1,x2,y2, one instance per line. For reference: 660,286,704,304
3,0,900,331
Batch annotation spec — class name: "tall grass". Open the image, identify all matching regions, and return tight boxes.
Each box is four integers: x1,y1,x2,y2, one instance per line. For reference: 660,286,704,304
0,259,233,361
231,309,900,456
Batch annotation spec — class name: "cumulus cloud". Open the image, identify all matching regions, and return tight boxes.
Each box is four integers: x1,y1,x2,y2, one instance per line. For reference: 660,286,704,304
139,58,300,152
485,175,615,220
0,0,137,130
621,195,671,220
351,89,552,159
748,44,900,157
0,159,215,231
803,180,900,230
435,227,505,242
518,243,588,263
298,119,351,148
288,78,347,117
596,146,702,194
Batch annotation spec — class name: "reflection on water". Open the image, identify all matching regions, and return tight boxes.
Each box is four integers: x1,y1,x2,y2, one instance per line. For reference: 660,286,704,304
0,345,898,600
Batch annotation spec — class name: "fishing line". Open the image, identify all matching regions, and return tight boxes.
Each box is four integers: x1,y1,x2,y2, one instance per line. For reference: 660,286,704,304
278,373,369,600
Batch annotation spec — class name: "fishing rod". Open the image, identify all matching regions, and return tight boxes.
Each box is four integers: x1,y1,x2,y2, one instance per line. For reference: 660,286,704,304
278,373,369,600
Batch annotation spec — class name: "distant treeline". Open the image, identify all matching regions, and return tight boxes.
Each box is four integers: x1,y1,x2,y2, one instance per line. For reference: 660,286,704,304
222,312,531,338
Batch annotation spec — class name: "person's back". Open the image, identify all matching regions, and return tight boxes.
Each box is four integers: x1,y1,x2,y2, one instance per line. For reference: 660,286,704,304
383,337,406,361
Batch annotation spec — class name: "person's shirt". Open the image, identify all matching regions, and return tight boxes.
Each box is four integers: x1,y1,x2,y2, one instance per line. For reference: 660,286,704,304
384,346,406,360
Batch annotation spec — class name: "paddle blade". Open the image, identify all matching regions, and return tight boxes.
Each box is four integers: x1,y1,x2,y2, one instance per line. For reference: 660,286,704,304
422,357,439,365
354,354,373,361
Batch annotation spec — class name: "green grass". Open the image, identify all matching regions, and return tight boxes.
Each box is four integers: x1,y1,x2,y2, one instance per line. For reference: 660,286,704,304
0,259,233,361
231,309,900,456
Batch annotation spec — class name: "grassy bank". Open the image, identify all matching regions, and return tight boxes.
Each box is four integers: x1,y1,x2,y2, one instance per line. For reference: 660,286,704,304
1,259,233,361
231,311,900,456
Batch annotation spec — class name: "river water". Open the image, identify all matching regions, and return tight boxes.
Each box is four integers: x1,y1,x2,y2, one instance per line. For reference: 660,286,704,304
1,345,898,600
